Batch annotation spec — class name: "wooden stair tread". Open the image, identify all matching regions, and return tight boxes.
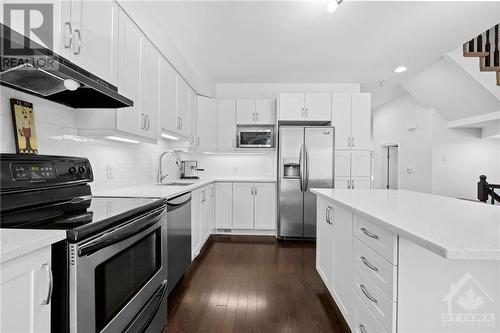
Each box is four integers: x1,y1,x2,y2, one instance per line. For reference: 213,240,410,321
497,71,500,86
464,51,489,58
480,66,500,72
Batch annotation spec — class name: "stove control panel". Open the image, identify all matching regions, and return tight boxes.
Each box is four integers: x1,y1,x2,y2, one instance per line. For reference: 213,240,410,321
1,154,93,191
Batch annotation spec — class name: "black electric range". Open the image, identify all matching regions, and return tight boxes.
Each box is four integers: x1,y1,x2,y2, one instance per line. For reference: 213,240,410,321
0,154,169,333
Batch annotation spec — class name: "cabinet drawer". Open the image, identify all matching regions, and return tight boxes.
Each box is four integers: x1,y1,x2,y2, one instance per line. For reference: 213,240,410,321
353,265,396,333
353,215,397,264
353,237,397,301
352,290,387,333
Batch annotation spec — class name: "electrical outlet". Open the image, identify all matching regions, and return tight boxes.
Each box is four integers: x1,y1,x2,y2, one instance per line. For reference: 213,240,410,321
107,164,113,179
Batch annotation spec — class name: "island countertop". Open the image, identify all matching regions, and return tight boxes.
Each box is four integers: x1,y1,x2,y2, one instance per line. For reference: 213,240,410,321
311,189,500,261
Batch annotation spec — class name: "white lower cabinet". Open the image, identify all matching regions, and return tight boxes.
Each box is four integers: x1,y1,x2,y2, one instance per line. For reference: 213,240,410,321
191,188,202,260
229,182,277,231
0,246,52,333
316,198,334,293
215,183,233,229
191,184,215,260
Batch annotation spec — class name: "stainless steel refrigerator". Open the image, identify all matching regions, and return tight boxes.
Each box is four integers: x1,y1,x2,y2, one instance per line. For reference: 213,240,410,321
278,126,334,239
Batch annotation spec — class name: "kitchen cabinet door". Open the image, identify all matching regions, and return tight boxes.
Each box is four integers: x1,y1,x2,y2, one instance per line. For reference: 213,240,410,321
207,185,215,238
255,100,276,124
335,151,351,178
140,39,160,139
176,77,190,137
215,183,233,229
279,93,304,121
334,177,350,189
116,11,142,136
351,177,371,189
253,183,276,230
159,58,178,136
200,188,210,247
351,151,371,177
196,96,218,152
351,93,371,150
188,89,198,148
331,204,353,321
316,198,334,293
332,93,351,150
73,0,119,85
0,246,51,333
218,100,236,151
191,188,202,260
305,93,331,121
232,183,255,229
236,100,256,124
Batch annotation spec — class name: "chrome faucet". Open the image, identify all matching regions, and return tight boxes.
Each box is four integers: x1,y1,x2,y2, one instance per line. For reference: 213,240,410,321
158,150,182,183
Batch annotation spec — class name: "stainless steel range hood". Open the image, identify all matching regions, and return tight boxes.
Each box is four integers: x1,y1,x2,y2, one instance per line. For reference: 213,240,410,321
0,24,133,108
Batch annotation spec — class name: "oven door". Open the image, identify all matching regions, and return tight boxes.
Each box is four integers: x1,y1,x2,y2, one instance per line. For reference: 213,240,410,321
69,204,167,333
238,129,273,148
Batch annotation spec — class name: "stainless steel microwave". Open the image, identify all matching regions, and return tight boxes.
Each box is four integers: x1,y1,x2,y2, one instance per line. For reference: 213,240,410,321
237,127,274,148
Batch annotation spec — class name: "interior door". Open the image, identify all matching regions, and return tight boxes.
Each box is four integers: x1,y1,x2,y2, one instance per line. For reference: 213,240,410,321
232,183,254,229
351,93,371,150
278,127,304,237
303,127,334,238
332,93,351,150
279,94,304,121
305,93,332,121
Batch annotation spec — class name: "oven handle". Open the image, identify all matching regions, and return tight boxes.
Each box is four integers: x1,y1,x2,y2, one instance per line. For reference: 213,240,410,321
78,205,167,257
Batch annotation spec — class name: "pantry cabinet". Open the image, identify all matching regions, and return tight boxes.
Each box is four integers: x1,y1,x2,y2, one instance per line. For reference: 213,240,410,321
58,0,119,86
215,183,233,229
335,150,371,189
196,96,218,152
279,93,331,122
332,93,371,150
0,246,52,333
218,100,237,152
236,100,275,125
232,183,276,230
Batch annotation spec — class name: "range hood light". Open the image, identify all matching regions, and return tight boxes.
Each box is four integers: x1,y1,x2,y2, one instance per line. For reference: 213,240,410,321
105,136,139,144
64,79,80,91
161,133,180,140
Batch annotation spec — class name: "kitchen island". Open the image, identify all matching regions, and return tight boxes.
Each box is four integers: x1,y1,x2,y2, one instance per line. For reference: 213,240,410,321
311,188,500,333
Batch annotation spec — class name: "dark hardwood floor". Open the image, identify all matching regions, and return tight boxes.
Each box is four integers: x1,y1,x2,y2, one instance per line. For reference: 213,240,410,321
164,236,350,333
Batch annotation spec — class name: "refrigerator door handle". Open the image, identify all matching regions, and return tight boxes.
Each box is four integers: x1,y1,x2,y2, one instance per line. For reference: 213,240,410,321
304,145,310,191
299,144,305,192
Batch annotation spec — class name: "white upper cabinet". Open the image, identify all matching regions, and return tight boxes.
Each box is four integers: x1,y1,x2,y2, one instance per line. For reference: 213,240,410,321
304,93,332,121
188,89,197,149
218,100,237,152
279,93,304,121
279,93,331,121
236,100,275,124
196,96,218,152
115,10,142,137
332,93,371,150
159,58,178,136
351,93,371,150
139,39,160,139
59,0,119,85
176,77,190,137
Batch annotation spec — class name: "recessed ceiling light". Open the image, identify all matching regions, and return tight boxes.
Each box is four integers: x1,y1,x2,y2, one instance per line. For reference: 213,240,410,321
394,66,407,73
326,0,343,13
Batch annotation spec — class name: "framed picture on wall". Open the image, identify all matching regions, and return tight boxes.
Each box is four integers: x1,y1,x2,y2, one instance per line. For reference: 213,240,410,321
10,99,38,154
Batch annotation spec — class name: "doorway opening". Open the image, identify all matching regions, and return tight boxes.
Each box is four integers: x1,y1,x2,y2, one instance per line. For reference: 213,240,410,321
383,145,399,189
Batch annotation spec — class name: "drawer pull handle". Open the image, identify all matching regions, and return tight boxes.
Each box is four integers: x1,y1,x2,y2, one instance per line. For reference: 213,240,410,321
360,256,378,272
361,227,379,240
360,284,378,303
41,264,53,305
359,324,367,333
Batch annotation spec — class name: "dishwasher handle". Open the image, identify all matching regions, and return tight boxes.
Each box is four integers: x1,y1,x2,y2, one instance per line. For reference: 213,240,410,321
167,193,191,212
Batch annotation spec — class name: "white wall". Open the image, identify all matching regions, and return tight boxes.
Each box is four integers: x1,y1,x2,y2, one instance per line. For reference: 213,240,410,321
373,93,500,199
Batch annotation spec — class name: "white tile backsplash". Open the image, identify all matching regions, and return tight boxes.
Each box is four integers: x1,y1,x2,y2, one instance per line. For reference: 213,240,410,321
1,86,276,192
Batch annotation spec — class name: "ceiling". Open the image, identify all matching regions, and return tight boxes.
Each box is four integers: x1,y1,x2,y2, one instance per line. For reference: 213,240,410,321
136,1,500,85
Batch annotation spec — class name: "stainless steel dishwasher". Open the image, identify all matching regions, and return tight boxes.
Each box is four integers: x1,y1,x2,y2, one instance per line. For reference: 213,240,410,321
166,192,192,295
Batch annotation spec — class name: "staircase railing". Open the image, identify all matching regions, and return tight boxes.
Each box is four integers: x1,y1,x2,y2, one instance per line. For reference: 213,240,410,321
463,24,500,86
477,175,500,205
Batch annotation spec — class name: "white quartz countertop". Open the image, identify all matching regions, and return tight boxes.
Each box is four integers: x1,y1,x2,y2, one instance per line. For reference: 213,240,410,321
311,189,500,261
0,229,66,264
94,177,276,199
